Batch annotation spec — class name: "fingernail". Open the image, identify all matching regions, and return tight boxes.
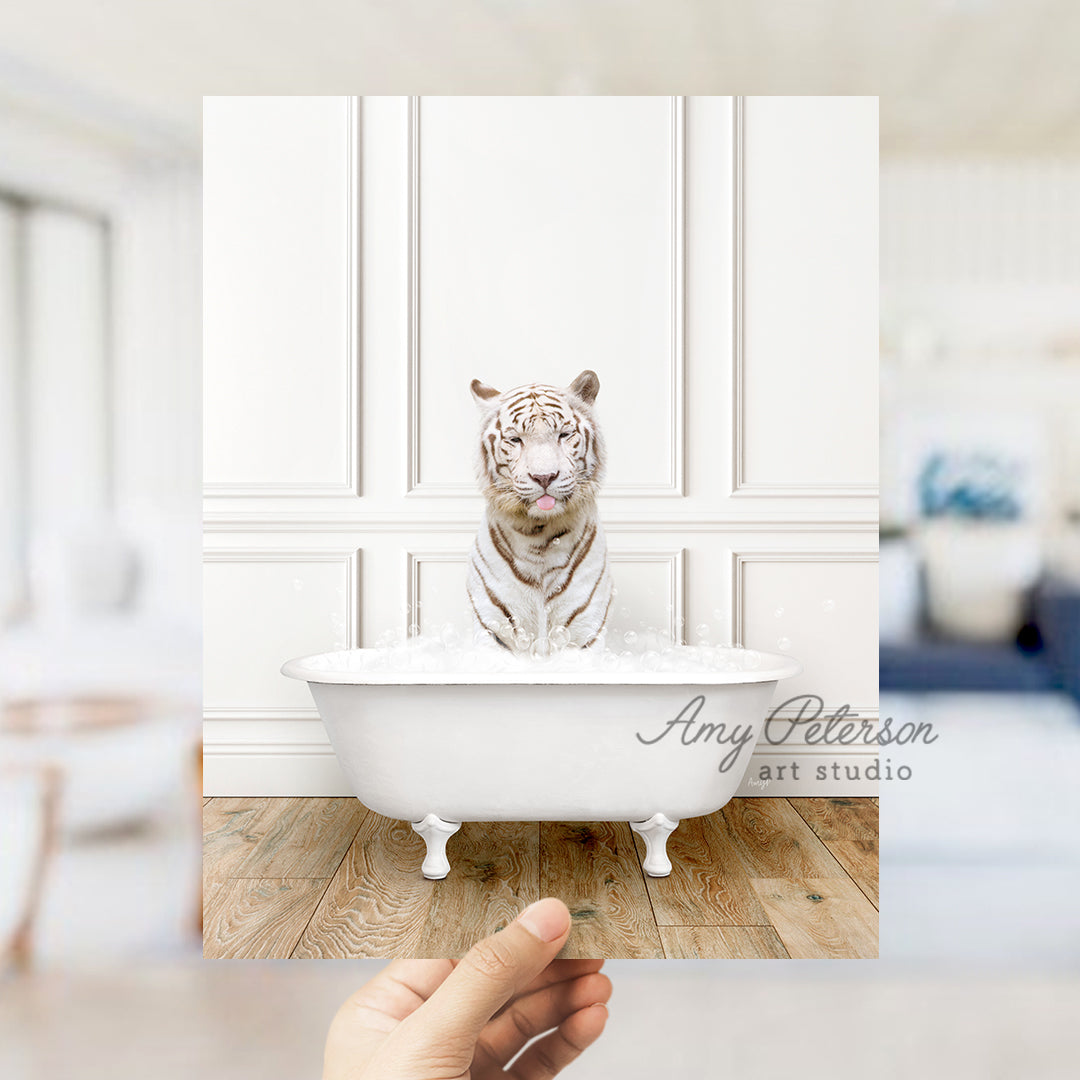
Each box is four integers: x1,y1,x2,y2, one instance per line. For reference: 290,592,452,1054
517,898,570,942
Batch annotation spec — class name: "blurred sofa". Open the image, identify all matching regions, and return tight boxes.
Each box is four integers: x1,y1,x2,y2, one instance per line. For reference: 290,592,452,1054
880,576,1080,701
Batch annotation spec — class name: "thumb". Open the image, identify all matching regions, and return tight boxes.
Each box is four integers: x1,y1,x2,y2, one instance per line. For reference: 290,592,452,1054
401,898,572,1053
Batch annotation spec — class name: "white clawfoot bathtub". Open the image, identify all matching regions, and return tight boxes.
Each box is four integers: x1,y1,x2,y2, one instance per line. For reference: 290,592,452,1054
282,649,801,879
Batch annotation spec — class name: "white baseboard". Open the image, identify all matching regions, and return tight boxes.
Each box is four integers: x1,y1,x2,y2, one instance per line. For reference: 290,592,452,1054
203,743,878,799
203,743,353,797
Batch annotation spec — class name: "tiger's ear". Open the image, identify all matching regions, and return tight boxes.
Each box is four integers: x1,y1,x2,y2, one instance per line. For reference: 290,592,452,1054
470,379,501,409
568,370,599,406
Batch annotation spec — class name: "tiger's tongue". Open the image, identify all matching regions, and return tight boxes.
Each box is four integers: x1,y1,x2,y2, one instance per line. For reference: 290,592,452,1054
536,495,556,511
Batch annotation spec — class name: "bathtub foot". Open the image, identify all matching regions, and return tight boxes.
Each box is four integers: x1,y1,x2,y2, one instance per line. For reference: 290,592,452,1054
411,813,461,879
630,813,680,877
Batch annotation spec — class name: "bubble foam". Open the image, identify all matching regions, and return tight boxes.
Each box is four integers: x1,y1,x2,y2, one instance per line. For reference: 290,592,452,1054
298,626,789,678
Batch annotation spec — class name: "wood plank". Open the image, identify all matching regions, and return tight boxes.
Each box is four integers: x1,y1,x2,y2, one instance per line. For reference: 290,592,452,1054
207,797,270,813
540,822,663,959
659,925,790,959
203,878,330,959
203,803,265,884
718,798,847,879
788,797,878,841
822,839,878,909
294,817,538,958
632,812,770,927
750,877,878,959
232,797,367,879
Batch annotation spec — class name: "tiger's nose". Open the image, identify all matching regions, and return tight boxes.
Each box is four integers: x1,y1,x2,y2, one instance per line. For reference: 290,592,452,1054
530,472,559,490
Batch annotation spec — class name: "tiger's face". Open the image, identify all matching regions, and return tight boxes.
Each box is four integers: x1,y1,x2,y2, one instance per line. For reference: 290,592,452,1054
470,370,605,521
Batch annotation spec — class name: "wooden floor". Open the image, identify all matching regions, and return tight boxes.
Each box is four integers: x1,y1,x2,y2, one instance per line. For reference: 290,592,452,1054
203,797,878,960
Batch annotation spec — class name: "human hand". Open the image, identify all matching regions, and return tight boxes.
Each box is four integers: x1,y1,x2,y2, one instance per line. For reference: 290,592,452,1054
323,898,610,1079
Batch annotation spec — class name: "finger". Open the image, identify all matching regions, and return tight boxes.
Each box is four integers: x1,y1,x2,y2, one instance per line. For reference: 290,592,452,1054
490,958,605,1018
341,959,455,1030
508,1003,609,1080
399,898,572,1052
477,971,612,1064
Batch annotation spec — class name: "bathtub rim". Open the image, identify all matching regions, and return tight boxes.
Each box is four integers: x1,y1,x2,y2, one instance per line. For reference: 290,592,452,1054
281,647,802,686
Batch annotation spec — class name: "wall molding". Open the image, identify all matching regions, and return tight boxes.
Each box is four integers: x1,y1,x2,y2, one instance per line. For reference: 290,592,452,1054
203,546,361,720
203,97,361,500
405,95,686,499
404,547,468,633
729,96,878,501
202,741,875,798
609,547,686,641
731,547,879,717
204,511,880,533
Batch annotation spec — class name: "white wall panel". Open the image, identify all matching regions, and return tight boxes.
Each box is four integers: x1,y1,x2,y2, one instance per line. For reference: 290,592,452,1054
406,550,470,635
736,551,878,715
203,96,356,493
606,549,684,642
410,96,682,496
736,96,878,496
203,96,879,797
203,550,358,718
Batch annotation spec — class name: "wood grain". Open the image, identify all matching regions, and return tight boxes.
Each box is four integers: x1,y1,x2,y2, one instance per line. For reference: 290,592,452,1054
659,925,790,959
203,878,329,959
632,812,770,927
203,803,265,885
294,817,538,958
788,797,878,841
232,797,366,879
207,797,270,813
203,797,879,960
822,839,878,909
750,877,878,959
719,798,847,879
540,822,663,959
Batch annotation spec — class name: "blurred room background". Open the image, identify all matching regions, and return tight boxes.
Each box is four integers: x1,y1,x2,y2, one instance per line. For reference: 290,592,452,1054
0,43,202,971
2,1,1079,1076
879,151,1080,965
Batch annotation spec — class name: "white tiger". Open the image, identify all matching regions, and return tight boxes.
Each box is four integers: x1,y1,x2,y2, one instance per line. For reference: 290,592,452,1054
466,370,613,653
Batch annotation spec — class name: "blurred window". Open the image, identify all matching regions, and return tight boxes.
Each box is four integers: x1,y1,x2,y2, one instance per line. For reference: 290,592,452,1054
0,195,111,624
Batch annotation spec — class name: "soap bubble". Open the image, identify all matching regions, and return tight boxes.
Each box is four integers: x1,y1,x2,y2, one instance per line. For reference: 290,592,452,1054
328,593,798,678
822,598,836,613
